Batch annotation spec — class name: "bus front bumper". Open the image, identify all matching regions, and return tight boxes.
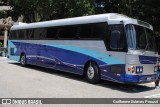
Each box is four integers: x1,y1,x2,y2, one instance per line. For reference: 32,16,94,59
124,74,158,84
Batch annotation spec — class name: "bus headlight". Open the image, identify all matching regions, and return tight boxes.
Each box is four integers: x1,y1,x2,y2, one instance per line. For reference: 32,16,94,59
136,66,143,73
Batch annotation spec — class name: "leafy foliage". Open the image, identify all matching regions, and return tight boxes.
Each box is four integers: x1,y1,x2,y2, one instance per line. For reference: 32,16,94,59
0,41,3,47
0,0,95,22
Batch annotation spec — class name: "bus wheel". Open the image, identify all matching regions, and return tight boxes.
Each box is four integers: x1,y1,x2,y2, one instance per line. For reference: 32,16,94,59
85,62,100,84
20,54,27,66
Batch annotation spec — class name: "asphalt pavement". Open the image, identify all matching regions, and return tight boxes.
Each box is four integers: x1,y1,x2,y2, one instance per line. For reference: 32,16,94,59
0,57,160,107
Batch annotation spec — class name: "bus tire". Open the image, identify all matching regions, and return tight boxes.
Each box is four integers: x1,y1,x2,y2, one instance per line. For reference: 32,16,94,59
20,54,27,67
85,62,101,84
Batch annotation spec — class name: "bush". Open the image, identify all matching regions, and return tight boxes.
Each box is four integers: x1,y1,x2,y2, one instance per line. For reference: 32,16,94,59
0,42,2,47
0,47,7,57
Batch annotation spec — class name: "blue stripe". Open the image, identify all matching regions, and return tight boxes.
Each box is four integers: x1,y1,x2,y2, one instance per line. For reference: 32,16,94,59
47,44,124,65
139,55,157,64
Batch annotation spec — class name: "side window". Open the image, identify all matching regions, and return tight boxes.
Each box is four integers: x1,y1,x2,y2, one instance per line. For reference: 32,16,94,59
10,30,19,39
110,30,123,49
65,26,77,39
76,26,81,39
107,24,126,51
19,30,27,39
79,24,93,39
15,30,19,39
28,29,34,39
92,23,106,38
23,30,27,39
34,28,47,39
58,26,77,39
57,27,63,38
47,27,58,39
79,23,106,39
10,31,16,39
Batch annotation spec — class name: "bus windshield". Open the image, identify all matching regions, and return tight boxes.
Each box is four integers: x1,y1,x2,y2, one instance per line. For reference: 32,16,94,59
125,24,156,51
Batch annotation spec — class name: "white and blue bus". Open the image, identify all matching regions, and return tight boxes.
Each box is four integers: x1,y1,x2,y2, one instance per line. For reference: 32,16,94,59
8,13,159,84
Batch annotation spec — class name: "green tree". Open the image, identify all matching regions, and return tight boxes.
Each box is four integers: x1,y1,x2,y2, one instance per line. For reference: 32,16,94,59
0,42,2,47
1,0,95,22
1,0,160,35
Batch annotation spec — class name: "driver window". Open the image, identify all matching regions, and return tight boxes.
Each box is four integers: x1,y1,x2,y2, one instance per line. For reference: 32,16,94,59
110,30,124,49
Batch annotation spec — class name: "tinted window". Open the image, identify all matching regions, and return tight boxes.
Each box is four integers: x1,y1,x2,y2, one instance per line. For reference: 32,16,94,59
111,30,119,49
28,29,34,39
10,30,27,39
79,24,93,38
92,23,106,38
79,23,106,39
18,30,27,39
15,30,19,39
10,31,16,39
9,22,107,40
34,28,47,39
47,27,58,38
58,26,77,39
105,24,126,51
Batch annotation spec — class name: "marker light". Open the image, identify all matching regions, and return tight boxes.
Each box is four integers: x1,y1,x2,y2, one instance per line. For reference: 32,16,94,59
131,66,135,73
136,66,143,73
128,68,131,71
154,66,158,72
128,66,135,73
140,68,143,72
137,68,140,72
132,66,135,69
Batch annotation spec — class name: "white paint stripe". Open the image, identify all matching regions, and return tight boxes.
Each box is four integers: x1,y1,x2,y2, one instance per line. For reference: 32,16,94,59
144,94,160,98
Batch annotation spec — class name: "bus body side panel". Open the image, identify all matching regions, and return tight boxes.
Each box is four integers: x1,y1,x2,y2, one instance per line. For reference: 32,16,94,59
8,40,21,62
8,40,127,83
8,40,158,84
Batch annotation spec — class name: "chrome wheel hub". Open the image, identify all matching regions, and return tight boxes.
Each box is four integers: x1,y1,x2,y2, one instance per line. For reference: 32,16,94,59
87,66,94,79
21,56,25,65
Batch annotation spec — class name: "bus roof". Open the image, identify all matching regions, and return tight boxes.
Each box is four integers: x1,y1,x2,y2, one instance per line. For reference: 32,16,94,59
11,13,152,30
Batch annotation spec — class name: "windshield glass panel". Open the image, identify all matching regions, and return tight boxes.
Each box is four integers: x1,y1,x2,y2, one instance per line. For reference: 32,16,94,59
146,29,156,51
125,24,156,51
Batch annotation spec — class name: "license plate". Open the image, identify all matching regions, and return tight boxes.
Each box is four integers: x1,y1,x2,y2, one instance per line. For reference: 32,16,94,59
147,77,152,81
